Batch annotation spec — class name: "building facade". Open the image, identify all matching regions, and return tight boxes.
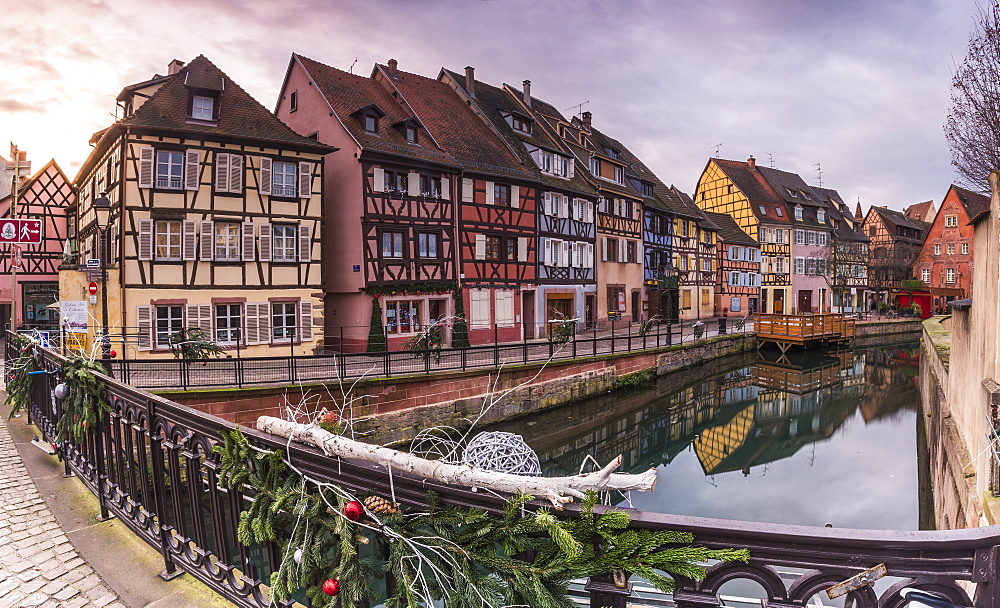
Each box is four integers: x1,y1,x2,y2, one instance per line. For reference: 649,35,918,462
706,212,760,316
862,205,929,306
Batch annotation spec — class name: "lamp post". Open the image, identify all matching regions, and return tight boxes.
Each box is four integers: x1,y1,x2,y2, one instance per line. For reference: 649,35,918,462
92,193,112,364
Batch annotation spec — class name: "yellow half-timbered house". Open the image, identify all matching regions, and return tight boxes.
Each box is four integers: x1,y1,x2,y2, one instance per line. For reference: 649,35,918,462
66,56,335,357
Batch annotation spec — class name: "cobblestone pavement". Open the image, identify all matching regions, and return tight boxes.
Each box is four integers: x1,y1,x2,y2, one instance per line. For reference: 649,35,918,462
0,413,125,608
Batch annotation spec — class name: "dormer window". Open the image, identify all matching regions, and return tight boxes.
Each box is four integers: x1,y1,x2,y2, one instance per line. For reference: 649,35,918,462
406,125,418,144
640,182,654,197
510,114,532,134
604,147,621,160
817,209,826,223
794,205,803,220
192,96,214,120
364,114,379,134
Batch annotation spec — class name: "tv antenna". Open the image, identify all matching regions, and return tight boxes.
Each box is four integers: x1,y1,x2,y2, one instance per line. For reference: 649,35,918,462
712,143,723,157
765,152,775,168
813,162,822,187
349,57,358,74
565,100,590,118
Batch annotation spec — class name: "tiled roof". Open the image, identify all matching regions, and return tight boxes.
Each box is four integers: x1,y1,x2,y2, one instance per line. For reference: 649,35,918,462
903,200,934,221
871,206,929,244
712,159,790,224
121,55,332,152
950,184,990,219
814,187,869,243
296,55,458,168
705,212,757,246
378,64,533,181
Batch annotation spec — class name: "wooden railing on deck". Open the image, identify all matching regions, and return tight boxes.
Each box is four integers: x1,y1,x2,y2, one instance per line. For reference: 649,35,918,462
755,313,856,343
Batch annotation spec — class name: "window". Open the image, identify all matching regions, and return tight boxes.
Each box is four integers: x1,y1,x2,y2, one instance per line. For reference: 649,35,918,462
511,115,531,134
155,305,183,348
963,243,969,255
289,90,297,112
775,207,783,217
364,113,379,133
817,209,826,223
948,243,956,255
759,205,767,215
922,268,931,283
626,240,637,263
385,300,423,334
216,304,242,344
419,174,441,197
640,182,654,197
703,258,712,272
681,289,692,310
381,231,405,259
405,125,418,144
215,223,240,261
945,215,958,227
934,243,941,255
272,302,298,341
494,183,511,207
156,220,182,260
775,229,786,244
607,285,625,313
418,232,439,258
794,206,803,220
192,95,214,120
806,231,816,246
156,150,184,189
486,235,502,261
614,165,625,184
384,170,408,194
505,236,518,261
794,230,805,245
701,289,710,306
868,226,876,237
273,225,297,262
590,157,600,176
794,257,805,274
607,238,619,262
537,150,552,173
946,268,956,283
731,297,741,312
817,232,828,246
272,161,297,197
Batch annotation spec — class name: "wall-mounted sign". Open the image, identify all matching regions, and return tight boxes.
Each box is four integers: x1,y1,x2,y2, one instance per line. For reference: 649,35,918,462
86,259,100,268
0,219,41,244
352,265,361,272
59,301,88,332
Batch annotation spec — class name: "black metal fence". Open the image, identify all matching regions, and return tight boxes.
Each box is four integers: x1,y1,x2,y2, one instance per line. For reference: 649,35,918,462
9,332,1000,608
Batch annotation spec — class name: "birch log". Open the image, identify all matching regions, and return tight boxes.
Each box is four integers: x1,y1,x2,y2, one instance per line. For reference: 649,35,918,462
257,416,657,508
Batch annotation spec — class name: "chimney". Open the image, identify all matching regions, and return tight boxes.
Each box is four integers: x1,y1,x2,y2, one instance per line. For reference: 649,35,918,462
747,155,756,170
581,111,592,130
522,80,532,107
167,59,185,75
387,58,398,75
465,66,476,97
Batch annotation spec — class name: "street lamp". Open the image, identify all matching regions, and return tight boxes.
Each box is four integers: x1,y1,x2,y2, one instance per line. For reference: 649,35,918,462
92,193,111,363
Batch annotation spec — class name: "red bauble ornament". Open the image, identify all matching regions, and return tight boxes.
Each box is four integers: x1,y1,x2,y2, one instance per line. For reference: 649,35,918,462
109,350,117,358
343,501,363,521
322,578,340,596
202,362,208,366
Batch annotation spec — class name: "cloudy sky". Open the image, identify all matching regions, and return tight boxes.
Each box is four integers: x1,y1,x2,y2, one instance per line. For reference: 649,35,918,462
0,0,982,212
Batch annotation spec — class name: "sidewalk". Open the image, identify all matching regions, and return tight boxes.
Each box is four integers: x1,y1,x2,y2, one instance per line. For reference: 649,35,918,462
0,396,232,607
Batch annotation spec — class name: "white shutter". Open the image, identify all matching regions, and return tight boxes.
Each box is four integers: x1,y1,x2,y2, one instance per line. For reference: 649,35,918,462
518,237,528,262
511,185,520,208
198,304,213,336
200,221,214,260
299,162,313,199
485,181,494,205
541,238,550,266
138,147,155,189
300,300,314,342
408,171,419,197
138,219,153,261
259,304,272,345
542,192,551,215
561,241,570,267
602,237,608,261
137,305,153,351
185,150,200,191
373,167,385,193
259,157,272,196
185,304,203,332
462,178,474,202
215,152,230,193
182,220,197,261
619,239,626,263
245,303,260,345
587,243,594,268
441,177,450,200
495,291,514,326
258,223,272,262
587,201,594,223
229,154,243,193
298,223,312,262
470,291,490,328
242,222,256,262
475,234,486,260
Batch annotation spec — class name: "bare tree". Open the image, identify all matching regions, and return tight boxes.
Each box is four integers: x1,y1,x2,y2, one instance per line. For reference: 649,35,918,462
945,3,1000,194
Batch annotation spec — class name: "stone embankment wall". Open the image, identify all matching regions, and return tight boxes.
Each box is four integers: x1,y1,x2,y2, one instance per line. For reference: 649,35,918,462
166,334,754,444
854,319,922,348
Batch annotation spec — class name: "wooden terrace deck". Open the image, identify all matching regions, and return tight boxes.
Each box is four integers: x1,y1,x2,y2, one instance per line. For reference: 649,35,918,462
755,313,856,354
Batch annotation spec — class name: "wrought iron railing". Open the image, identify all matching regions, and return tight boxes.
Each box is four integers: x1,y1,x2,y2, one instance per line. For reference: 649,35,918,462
10,332,1000,608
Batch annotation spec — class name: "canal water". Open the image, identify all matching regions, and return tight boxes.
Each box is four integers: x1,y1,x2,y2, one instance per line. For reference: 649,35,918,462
487,343,924,531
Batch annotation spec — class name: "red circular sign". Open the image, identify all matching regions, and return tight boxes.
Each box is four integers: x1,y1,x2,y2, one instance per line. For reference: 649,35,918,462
88,282,98,295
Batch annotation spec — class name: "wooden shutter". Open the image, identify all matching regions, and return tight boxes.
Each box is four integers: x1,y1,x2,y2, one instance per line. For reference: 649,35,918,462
407,171,419,197
242,222,256,262
511,185,520,208
542,192,551,215
215,152,230,192
462,178,474,202
182,220,197,260
561,241,570,267
137,305,153,351
587,202,594,223
184,150,200,191
299,301,314,342
138,147,154,189
138,219,153,261
470,290,490,328
440,177,450,200
619,239,626,263
200,221,214,260
474,234,486,260
245,303,260,345
541,238,549,265
229,154,243,193
258,303,272,344
185,304,208,334
587,243,594,268
259,157,272,196
518,237,528,262
601,237,608,261
496,291,513,326
373,167,385,193
298,162,313,199
298,223,312,262
485,181,494,205
258,223,272,262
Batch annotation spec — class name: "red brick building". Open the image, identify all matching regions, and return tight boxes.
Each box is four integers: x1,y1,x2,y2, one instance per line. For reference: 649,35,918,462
913,185,989,312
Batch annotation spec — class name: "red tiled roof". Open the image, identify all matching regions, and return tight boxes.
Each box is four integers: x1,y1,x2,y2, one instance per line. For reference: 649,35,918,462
903,200,934,221
949,185,990,219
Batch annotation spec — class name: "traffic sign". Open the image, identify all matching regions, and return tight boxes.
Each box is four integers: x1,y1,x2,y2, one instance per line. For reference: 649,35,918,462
0,219,41,244
88,282,98,296
86,259,100,268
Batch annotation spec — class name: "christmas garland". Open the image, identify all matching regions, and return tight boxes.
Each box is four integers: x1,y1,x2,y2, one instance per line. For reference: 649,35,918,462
364,281,458,297
5,334,36,418
56,357,111,442
214,428,749,608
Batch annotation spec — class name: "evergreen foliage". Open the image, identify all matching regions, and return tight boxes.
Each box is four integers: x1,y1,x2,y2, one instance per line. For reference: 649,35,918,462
368,298,387,353
213,428,749,607
168,327,225,360
5,334,36,417
57,356,111,442
451,289,471,348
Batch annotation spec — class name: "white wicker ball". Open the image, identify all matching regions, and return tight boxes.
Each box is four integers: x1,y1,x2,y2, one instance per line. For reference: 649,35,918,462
462,431,541,476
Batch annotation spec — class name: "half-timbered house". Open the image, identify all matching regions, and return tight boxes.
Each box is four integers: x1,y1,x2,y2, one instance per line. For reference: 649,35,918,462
813,187,869,314
0,159,73,330
276,54,460,351
695,157,792,314
861,205,929,307
67,56,334,357
439,71,598,335
376,60,538,344
706,212,760,316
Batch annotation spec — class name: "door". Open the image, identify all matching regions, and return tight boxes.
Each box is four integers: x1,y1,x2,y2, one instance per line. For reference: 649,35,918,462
585,295,595,329
522,291,535,340
798,290,813,314
773,289,784,314
545,296,573,336
631,290,640,322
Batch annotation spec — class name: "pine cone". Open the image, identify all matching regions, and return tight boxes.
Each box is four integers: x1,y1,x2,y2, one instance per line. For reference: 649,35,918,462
363,495,400,515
